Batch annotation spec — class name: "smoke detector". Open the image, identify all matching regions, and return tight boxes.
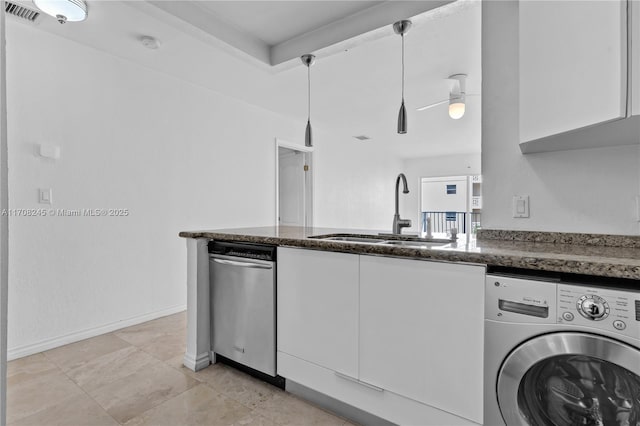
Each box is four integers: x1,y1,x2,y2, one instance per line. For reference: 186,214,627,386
140,36,161,50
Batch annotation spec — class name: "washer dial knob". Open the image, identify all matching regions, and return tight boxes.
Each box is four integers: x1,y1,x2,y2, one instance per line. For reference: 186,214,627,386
577,295,609,321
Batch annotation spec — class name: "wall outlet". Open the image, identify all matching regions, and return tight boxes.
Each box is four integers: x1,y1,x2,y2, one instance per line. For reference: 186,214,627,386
512,195,529,218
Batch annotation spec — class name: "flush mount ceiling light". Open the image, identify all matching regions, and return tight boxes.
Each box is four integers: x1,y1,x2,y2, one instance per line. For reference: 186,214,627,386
33,0,87,23
417,74,479,119
393,20,411,134
301,54,315,147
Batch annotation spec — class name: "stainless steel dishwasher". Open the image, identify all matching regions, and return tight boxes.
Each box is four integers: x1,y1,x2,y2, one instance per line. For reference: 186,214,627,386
208,241,278,379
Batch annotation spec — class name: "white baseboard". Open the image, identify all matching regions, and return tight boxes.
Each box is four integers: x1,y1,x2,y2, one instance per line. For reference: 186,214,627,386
7,304,186,361
183,351,210,372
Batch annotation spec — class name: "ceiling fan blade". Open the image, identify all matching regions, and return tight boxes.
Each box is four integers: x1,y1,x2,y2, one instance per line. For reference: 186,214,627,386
416,99,448,111
416,94,481,112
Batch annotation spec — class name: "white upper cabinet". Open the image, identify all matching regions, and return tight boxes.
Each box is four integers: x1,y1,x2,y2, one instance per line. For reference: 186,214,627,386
276,247,359,378
519,0,627,144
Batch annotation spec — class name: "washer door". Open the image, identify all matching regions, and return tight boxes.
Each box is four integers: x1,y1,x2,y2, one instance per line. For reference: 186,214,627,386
497,332,640,426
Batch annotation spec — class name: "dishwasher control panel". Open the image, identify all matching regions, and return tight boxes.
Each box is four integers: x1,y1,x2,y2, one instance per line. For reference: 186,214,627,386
208,240,276,261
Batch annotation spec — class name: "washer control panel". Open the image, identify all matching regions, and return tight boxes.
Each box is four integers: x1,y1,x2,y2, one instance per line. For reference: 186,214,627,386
487,274,640,340
558,284,638,339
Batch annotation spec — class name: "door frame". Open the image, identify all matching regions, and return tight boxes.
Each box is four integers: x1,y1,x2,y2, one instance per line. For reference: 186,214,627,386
0,6,8,424
275,138,314,227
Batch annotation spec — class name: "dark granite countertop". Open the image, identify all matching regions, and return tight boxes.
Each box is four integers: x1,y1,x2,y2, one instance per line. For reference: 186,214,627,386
179,226,640,281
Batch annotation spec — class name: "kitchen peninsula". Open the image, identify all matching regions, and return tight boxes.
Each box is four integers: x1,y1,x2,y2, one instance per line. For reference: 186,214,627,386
180,226,640,279
179,226,640,425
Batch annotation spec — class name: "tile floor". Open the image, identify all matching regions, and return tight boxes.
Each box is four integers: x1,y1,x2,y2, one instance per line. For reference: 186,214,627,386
7,312,353,426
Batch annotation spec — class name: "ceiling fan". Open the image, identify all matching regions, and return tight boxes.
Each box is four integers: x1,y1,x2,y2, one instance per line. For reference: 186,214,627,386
416,74,480,119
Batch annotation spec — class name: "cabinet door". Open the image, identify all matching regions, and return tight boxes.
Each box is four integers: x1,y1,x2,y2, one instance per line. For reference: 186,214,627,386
520,0,626,142
277,247,359,377
359,256,485,424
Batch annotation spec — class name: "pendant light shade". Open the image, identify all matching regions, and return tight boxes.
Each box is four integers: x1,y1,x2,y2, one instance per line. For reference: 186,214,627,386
301,54,316,147
397,100,407,134
33,0,87,23
393,20,411,135
305,120,312,147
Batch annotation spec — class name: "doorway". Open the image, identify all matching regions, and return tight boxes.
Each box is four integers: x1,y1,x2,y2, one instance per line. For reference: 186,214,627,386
275,139,313,227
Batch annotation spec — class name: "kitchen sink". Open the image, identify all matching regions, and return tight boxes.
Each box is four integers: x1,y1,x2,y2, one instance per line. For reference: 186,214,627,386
309,234,450,248
310,235,388,244
381,240,449,248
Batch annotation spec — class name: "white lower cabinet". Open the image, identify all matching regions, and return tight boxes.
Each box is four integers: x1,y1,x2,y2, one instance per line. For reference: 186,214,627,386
277,351,480,426
277,247,485,425
359,256,485,424
277,247,359,377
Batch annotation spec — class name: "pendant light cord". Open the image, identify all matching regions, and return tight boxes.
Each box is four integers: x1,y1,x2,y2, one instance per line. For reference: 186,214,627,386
307,65,311,121
401,33,405,101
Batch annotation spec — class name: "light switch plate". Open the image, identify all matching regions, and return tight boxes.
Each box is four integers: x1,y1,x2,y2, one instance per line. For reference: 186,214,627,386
636,196,640,222
512,195,529,218
38,188,52,205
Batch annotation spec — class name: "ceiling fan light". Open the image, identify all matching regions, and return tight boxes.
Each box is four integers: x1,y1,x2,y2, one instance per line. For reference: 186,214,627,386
449,101,465,120
448,74,467,119
33,0,87,23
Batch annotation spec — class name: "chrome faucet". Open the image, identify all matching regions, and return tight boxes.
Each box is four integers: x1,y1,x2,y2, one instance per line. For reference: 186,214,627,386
392,173,412,234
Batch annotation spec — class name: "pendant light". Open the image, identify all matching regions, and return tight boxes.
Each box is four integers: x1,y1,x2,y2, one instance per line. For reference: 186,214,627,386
393,20,411,134
301,54,316,147
33,0,87,23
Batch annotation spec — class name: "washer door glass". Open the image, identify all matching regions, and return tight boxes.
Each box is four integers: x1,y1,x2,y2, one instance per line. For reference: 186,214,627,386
497,333,640,426
518,355,640,425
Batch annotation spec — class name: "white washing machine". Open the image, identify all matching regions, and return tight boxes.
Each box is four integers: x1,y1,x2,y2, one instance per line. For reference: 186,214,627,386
484,273,640,426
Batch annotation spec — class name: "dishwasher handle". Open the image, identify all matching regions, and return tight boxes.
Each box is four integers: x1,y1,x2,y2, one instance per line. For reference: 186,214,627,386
210,256,273,270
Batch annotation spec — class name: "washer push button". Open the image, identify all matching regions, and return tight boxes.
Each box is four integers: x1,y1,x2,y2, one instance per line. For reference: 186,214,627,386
613,320,626,331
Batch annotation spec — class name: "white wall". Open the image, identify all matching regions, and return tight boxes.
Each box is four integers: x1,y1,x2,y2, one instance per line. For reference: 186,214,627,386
6,21,400,357
482,1,640,236
400,153,481,233
5,22,298,357
313,134,403,231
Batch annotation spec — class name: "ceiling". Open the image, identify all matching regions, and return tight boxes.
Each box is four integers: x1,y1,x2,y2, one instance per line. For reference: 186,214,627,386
145,0,454,66
6,0,481,160
187,1,385,45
